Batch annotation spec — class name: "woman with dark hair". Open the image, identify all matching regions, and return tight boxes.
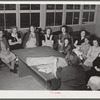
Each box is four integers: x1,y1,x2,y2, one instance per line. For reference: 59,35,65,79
8,26,22,50
56,51,86,90
74,30,86,47
73,35,91,60
0,30,17,73
84,38,100,67
22,25,37,48
42,27,54,48
61,38,73,55
58,25,71,52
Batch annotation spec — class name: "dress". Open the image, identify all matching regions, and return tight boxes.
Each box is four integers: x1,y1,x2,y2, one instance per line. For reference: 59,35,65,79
58,33,71,52
62,44,72,55
56,65,86,90
80,43,90,56
84,46,100,67
26,36,36,48
77,37,85,45
0,37,16,64
42,34,54,47
8,31,22,50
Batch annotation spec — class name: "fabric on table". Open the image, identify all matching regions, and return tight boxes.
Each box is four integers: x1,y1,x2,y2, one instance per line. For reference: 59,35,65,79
87,76,100,90
26,56,67,77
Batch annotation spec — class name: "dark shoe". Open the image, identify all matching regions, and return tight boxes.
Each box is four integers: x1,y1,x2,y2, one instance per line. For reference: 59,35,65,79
14,64,19,70
10,69,17,73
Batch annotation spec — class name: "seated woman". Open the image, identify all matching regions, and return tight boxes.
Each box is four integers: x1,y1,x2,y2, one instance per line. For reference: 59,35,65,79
84,38,100,67
56,51,86,90
74,30,86,48
8,26,22,50
73,36,90,60
42,27,54,48
0,30,17,73
22,26,37,48
58,25,71,52
60,38,73,55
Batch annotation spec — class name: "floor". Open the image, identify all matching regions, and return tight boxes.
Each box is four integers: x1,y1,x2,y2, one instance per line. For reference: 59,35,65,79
0,65,47,90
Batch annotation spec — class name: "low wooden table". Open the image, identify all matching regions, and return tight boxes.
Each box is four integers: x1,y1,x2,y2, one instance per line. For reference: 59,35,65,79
12,46,65,89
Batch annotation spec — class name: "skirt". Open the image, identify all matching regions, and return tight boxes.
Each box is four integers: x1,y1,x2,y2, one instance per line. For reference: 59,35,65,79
0,51,16,64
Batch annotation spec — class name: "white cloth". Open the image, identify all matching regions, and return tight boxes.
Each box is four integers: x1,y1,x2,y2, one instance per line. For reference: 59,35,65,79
26,56,67,77
26,37,36,48
87,76,100,90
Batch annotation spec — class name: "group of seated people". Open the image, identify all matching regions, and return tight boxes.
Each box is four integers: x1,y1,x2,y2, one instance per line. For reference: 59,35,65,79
0,24,100,90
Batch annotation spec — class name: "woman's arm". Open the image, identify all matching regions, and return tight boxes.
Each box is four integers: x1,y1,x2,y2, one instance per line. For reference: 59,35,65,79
95,66,100,72
8,39,19,46
58,40,62,45
86,46,92,58
74,40,78,47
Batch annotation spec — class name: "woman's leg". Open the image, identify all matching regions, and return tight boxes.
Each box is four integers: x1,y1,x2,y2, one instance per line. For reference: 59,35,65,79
10,60,15,70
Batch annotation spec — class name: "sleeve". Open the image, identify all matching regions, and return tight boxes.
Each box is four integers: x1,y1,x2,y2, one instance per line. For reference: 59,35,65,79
56,67,63,79
3,37,9,49
64,45,71,54
17,32,21,38
58,34,61,40
8,33,12,40
86,46,92,58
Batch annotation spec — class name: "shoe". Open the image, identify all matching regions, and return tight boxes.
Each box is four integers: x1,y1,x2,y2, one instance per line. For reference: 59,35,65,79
10,69,17,73
14,64,19,70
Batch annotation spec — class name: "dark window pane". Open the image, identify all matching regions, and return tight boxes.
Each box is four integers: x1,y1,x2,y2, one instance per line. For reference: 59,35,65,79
55,12,62,25
91,5,96,10
5,4,16,10
73,12,79,24
89,12,95,22
66,5,73,9
31,13,40,27
56,4,63,10
74,5,80,9
20,4,30,10
31,4,40,10
66,12,73,25
46,4,55,10
5,13,16,29
46,12,54,26
0,14,4,29
20,13,30,28
0,4,4,10
82,12,89,23
83,5,90,10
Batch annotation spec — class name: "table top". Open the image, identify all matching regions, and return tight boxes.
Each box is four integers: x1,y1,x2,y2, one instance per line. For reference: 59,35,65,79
12,46,65,81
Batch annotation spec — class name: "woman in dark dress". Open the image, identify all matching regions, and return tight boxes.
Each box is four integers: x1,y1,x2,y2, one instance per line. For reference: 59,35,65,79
8,26,22,50
58,25,71,52
61,38,73,55
42,27,54,48
74,30,86,47
56,51,86,90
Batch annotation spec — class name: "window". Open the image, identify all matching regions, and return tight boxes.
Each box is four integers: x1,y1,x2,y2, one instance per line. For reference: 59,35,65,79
46,12,54,26
82,5,96,24
0,4,4,10
0,14,4,29
20,4,30,10
46,4,63,26
66,4,80,25
55,12,62,25
31,4,40,10
0,4,16,29
5,4,16,10
20,4,40,28
20,13,30,28
5,13,16,28
31,13,40,26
